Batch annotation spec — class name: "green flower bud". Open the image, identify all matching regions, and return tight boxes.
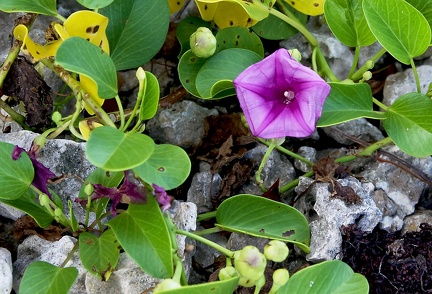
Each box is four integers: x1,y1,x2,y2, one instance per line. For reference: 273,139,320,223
153,279,181,293
234,246,267,281
288,49,302,62
54,207,63,217
264,240,289,262
269,268,290,293
238,276,257,287
39,193,50,207
365,60,374,69
52,111,62,125
362,71,372,81
84,183,94,196
219,266,238,281
254,275,266,292
190,27,217,58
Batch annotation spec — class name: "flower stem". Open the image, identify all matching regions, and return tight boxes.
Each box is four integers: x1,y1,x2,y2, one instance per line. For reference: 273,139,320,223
60,241,79,268
0,99,29,129
255,141,277,192
410,58,421,93
175,229,235,258
114,95,125,130
348,47,360,79
193,227,222,236
257,138,314,167
351,47,387,81
196,210,217,222
373,97,388,111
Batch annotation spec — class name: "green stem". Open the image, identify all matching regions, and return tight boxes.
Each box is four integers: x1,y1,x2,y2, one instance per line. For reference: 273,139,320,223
55,13,67,23
114,95,125,130
257,138,314,166
316,48,339,81
196,210,217,222
60,241,79,268
348,47,360,79
255,141,277,192
193,227,222,236
279,170,313,193
0,42,21,87
351,47,386,81
373,97,388,111
176,229,235,258
410,58,421,93
0,99,29,129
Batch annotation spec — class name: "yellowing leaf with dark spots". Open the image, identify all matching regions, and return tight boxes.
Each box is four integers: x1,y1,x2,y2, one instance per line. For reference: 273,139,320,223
168,0,185,14
284,0,325,16
195,0,276,29
80,75,106,115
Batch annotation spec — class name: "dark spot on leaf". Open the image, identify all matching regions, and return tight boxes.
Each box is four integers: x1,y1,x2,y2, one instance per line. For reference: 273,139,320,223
158,167,165,172
92,25,100,33
185,79,190,83
86,38,90,41
282,230,295,237
86,27,92,33
260,228,265,233
35,51,40,55
106,171,111,177
291,1,295,5
204,4,208,10
191,57,196,62
229,20,234,26
236,35,240,39
314,2,319,7
85,238,94,245
235,40,239,46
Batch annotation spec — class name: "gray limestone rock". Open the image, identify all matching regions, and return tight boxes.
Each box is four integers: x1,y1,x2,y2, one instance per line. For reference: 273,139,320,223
294,146,317,173
147,100,218,148
360,145,432,231
402,210,432,234
383,65,432,107
295,176,382,262
0,247,12,294
323,118,384,145
187,171,222,214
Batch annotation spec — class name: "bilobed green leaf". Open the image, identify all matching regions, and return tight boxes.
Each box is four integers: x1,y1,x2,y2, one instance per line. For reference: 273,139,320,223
176,17,211,57
279,260,369,294
86,126,154,171
79,230,119,280
19,261,78,294
1,188,53,228
363,0,431,64
56,37,117,98
76,0,113,9
406,0,432,42
133,144,191,190
0,142,34,200
324,0,376,47
100,0,169,70
216,194,311,253
215,27,264,57
195,48,262,99
0,0,57,15
178,50,208,97
139,71,160,121
107,197,173,278
154,276,239,294
317,82,385,127
384,92,432,157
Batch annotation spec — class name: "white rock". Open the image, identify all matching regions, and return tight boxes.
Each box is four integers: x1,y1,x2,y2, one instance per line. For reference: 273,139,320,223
0,248,12,294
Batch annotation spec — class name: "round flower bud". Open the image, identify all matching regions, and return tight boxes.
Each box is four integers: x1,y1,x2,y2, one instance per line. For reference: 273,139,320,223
153,279,181,293
287,49,302,62
362,71,372,81
264,240,289,262
272,268,289,286
54,207,63,217
218,266,238,281
234,246,267,281
52,111,62,124
39,193,50,206
190,27,217,58
84,183,94,196
365,60,375,69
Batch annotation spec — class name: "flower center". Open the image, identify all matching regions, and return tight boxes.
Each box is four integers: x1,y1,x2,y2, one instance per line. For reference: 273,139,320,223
283,89,296,104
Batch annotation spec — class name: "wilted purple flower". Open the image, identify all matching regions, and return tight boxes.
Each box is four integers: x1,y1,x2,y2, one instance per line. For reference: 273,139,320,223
76,171,147,216
233,48,331,139
12,142,55,198
152,184,173,212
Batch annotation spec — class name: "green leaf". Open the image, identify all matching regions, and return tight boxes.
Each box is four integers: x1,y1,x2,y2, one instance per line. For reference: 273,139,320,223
100,0,169,70
279,260,369,293
133,144,191,190
195,48,262,99
19,261,78,294
0,0,57,15
251,2,307,40
56,37,117,98
1,188,53,228
155,276,239,294
139,71,160,121
68,200,79,232
178,50,208,97
363,0,431,64
216,194,311,253
406,0,432,42
0,142,34,200
107,197,173,278
79,230,119,280
215,27,264,57
324,0,376,47
384,92,432,157
176,17,211,57
317,82,385,127
76,0,113,9
86,126,155,171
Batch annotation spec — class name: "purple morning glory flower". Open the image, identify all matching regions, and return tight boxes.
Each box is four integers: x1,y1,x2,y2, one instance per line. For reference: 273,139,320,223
76,171,147,216
12,142,56,198
152,184,173,212
233,48,331,139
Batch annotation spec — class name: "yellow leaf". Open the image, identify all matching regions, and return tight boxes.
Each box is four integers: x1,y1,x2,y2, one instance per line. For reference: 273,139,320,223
80,75,105,115
168,0,185,14
79,119,103,140
284,0,325,16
